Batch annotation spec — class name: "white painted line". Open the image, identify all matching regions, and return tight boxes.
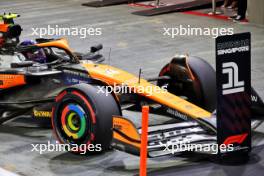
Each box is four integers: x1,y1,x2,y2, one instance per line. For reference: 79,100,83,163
0,168,20,176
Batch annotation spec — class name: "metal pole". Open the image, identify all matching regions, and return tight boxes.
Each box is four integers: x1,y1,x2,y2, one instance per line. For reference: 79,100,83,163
212,0,216,15
156,0,160,7
209,0,222,15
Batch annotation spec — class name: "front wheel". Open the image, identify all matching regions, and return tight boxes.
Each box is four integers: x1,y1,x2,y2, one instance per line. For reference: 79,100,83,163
52,84,121,154
158,56,216,112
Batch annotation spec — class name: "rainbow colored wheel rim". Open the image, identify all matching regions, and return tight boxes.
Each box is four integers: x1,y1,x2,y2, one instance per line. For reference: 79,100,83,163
61,104,87,140
67,112,80,131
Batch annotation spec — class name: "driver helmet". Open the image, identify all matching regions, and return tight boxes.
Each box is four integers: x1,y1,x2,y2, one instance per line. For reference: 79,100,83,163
20,40,47,63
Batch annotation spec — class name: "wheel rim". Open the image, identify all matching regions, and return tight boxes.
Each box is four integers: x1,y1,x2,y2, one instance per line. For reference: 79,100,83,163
61,104,87,140
67,112,80,131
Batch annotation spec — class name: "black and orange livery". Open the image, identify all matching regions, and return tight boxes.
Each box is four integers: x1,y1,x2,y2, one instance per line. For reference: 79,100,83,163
0,16,264,159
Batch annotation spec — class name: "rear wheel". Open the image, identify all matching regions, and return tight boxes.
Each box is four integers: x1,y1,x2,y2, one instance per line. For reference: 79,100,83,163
52,84,121,154
0,110,27,124
158,56,216,112
0,109,4,120
0,110,3,116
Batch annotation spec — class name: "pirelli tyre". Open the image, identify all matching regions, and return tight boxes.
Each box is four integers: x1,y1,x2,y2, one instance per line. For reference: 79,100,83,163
52,83,121,154
158,56,216,112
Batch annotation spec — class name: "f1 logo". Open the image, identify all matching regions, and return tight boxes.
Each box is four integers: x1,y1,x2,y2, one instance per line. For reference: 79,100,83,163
223,133,248,145
222,62,245,95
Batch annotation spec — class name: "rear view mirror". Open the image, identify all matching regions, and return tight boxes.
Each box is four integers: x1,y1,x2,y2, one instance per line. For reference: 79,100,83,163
90,44,103,53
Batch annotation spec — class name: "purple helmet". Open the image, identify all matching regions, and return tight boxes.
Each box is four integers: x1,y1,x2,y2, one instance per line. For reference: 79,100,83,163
20,40,47,63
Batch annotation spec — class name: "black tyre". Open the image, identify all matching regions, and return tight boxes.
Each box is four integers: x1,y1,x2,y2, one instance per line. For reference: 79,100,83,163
52,83,121,154
0,110,4,117
0,109,4,123
158,56,216,112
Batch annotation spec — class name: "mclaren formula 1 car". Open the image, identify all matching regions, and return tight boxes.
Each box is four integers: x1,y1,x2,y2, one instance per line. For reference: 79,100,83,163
0,14,264,159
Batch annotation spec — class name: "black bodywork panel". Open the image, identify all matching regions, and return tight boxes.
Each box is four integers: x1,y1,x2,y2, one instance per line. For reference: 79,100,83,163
0,63,93,112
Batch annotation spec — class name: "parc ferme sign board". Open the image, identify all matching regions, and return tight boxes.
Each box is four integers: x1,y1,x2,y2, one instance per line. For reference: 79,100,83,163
216,33,251,157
